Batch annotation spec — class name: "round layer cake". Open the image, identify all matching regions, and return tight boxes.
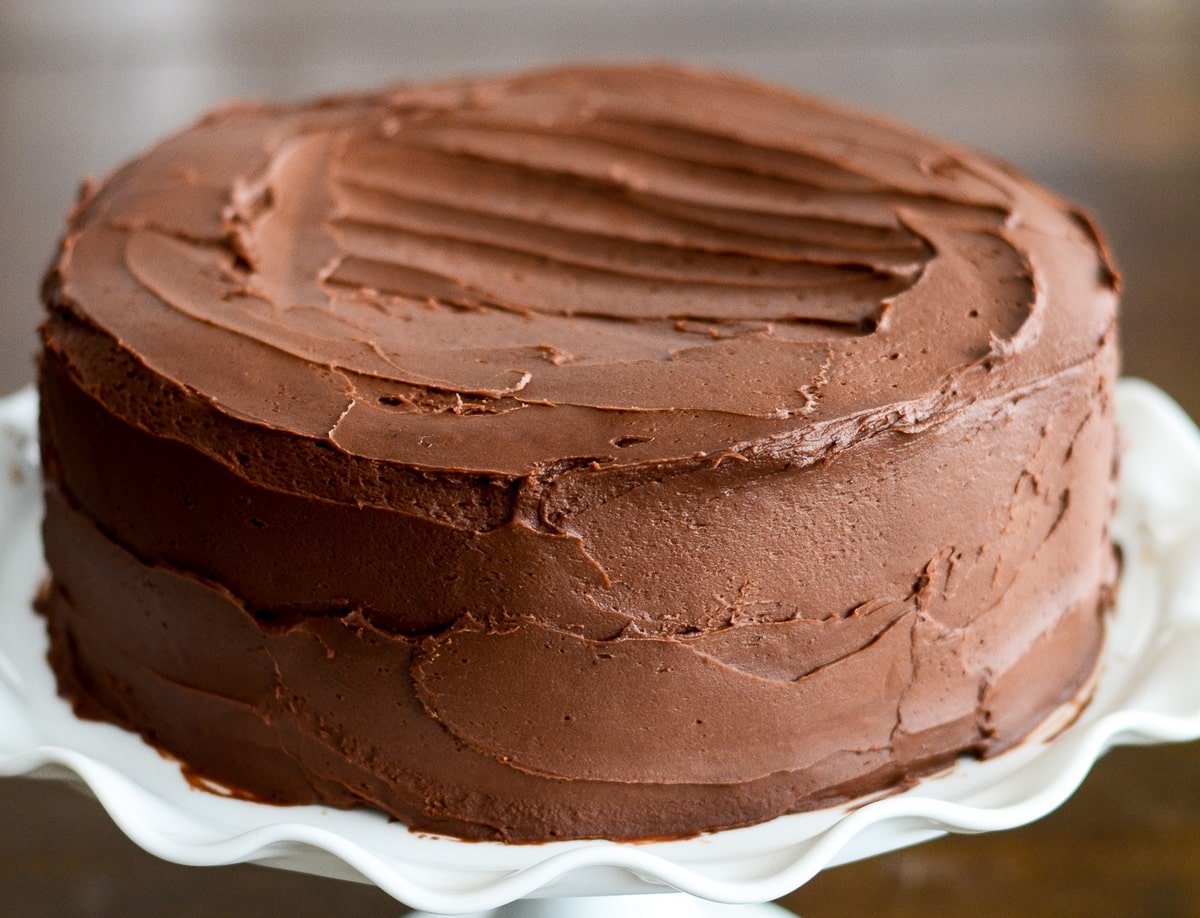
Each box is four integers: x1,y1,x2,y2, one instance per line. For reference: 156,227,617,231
36,64,1119,842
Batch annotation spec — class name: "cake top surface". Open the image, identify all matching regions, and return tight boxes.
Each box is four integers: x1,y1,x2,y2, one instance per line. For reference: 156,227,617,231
46,63,1118,475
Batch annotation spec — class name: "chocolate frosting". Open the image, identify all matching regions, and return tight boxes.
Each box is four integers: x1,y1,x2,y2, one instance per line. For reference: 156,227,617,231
37,64,1120,841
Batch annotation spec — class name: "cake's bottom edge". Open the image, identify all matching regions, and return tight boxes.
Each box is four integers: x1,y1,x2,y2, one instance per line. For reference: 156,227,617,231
35,578,1109,843
33,496,1114,843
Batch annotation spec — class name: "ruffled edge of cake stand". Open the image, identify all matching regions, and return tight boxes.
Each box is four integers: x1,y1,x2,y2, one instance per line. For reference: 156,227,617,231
2,378,1199,915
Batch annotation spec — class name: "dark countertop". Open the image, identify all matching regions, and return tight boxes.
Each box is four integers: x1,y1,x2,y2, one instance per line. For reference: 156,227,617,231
1,2,1197,914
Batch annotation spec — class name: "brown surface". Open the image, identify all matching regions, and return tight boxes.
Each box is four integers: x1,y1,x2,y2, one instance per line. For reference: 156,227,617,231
36,59,1120,843
1,0,1198,914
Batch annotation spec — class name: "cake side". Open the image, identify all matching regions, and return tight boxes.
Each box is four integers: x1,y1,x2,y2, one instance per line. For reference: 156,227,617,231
36,64,1120,842
37,341,1116,840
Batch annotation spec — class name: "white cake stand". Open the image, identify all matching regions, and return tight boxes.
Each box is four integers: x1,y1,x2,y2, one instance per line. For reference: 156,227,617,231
2,379,1200,918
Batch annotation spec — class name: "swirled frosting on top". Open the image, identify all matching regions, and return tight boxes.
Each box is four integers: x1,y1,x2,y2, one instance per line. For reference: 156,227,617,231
49,63,1116,475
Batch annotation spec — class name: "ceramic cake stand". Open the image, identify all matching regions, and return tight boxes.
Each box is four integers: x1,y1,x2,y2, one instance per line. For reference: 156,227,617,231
3,380,1200,918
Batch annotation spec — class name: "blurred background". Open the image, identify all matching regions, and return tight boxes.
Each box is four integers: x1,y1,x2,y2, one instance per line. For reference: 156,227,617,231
1,0,1197,914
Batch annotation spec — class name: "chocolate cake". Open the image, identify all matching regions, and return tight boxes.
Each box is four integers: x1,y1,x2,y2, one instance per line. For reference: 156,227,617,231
36,64,1120,842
